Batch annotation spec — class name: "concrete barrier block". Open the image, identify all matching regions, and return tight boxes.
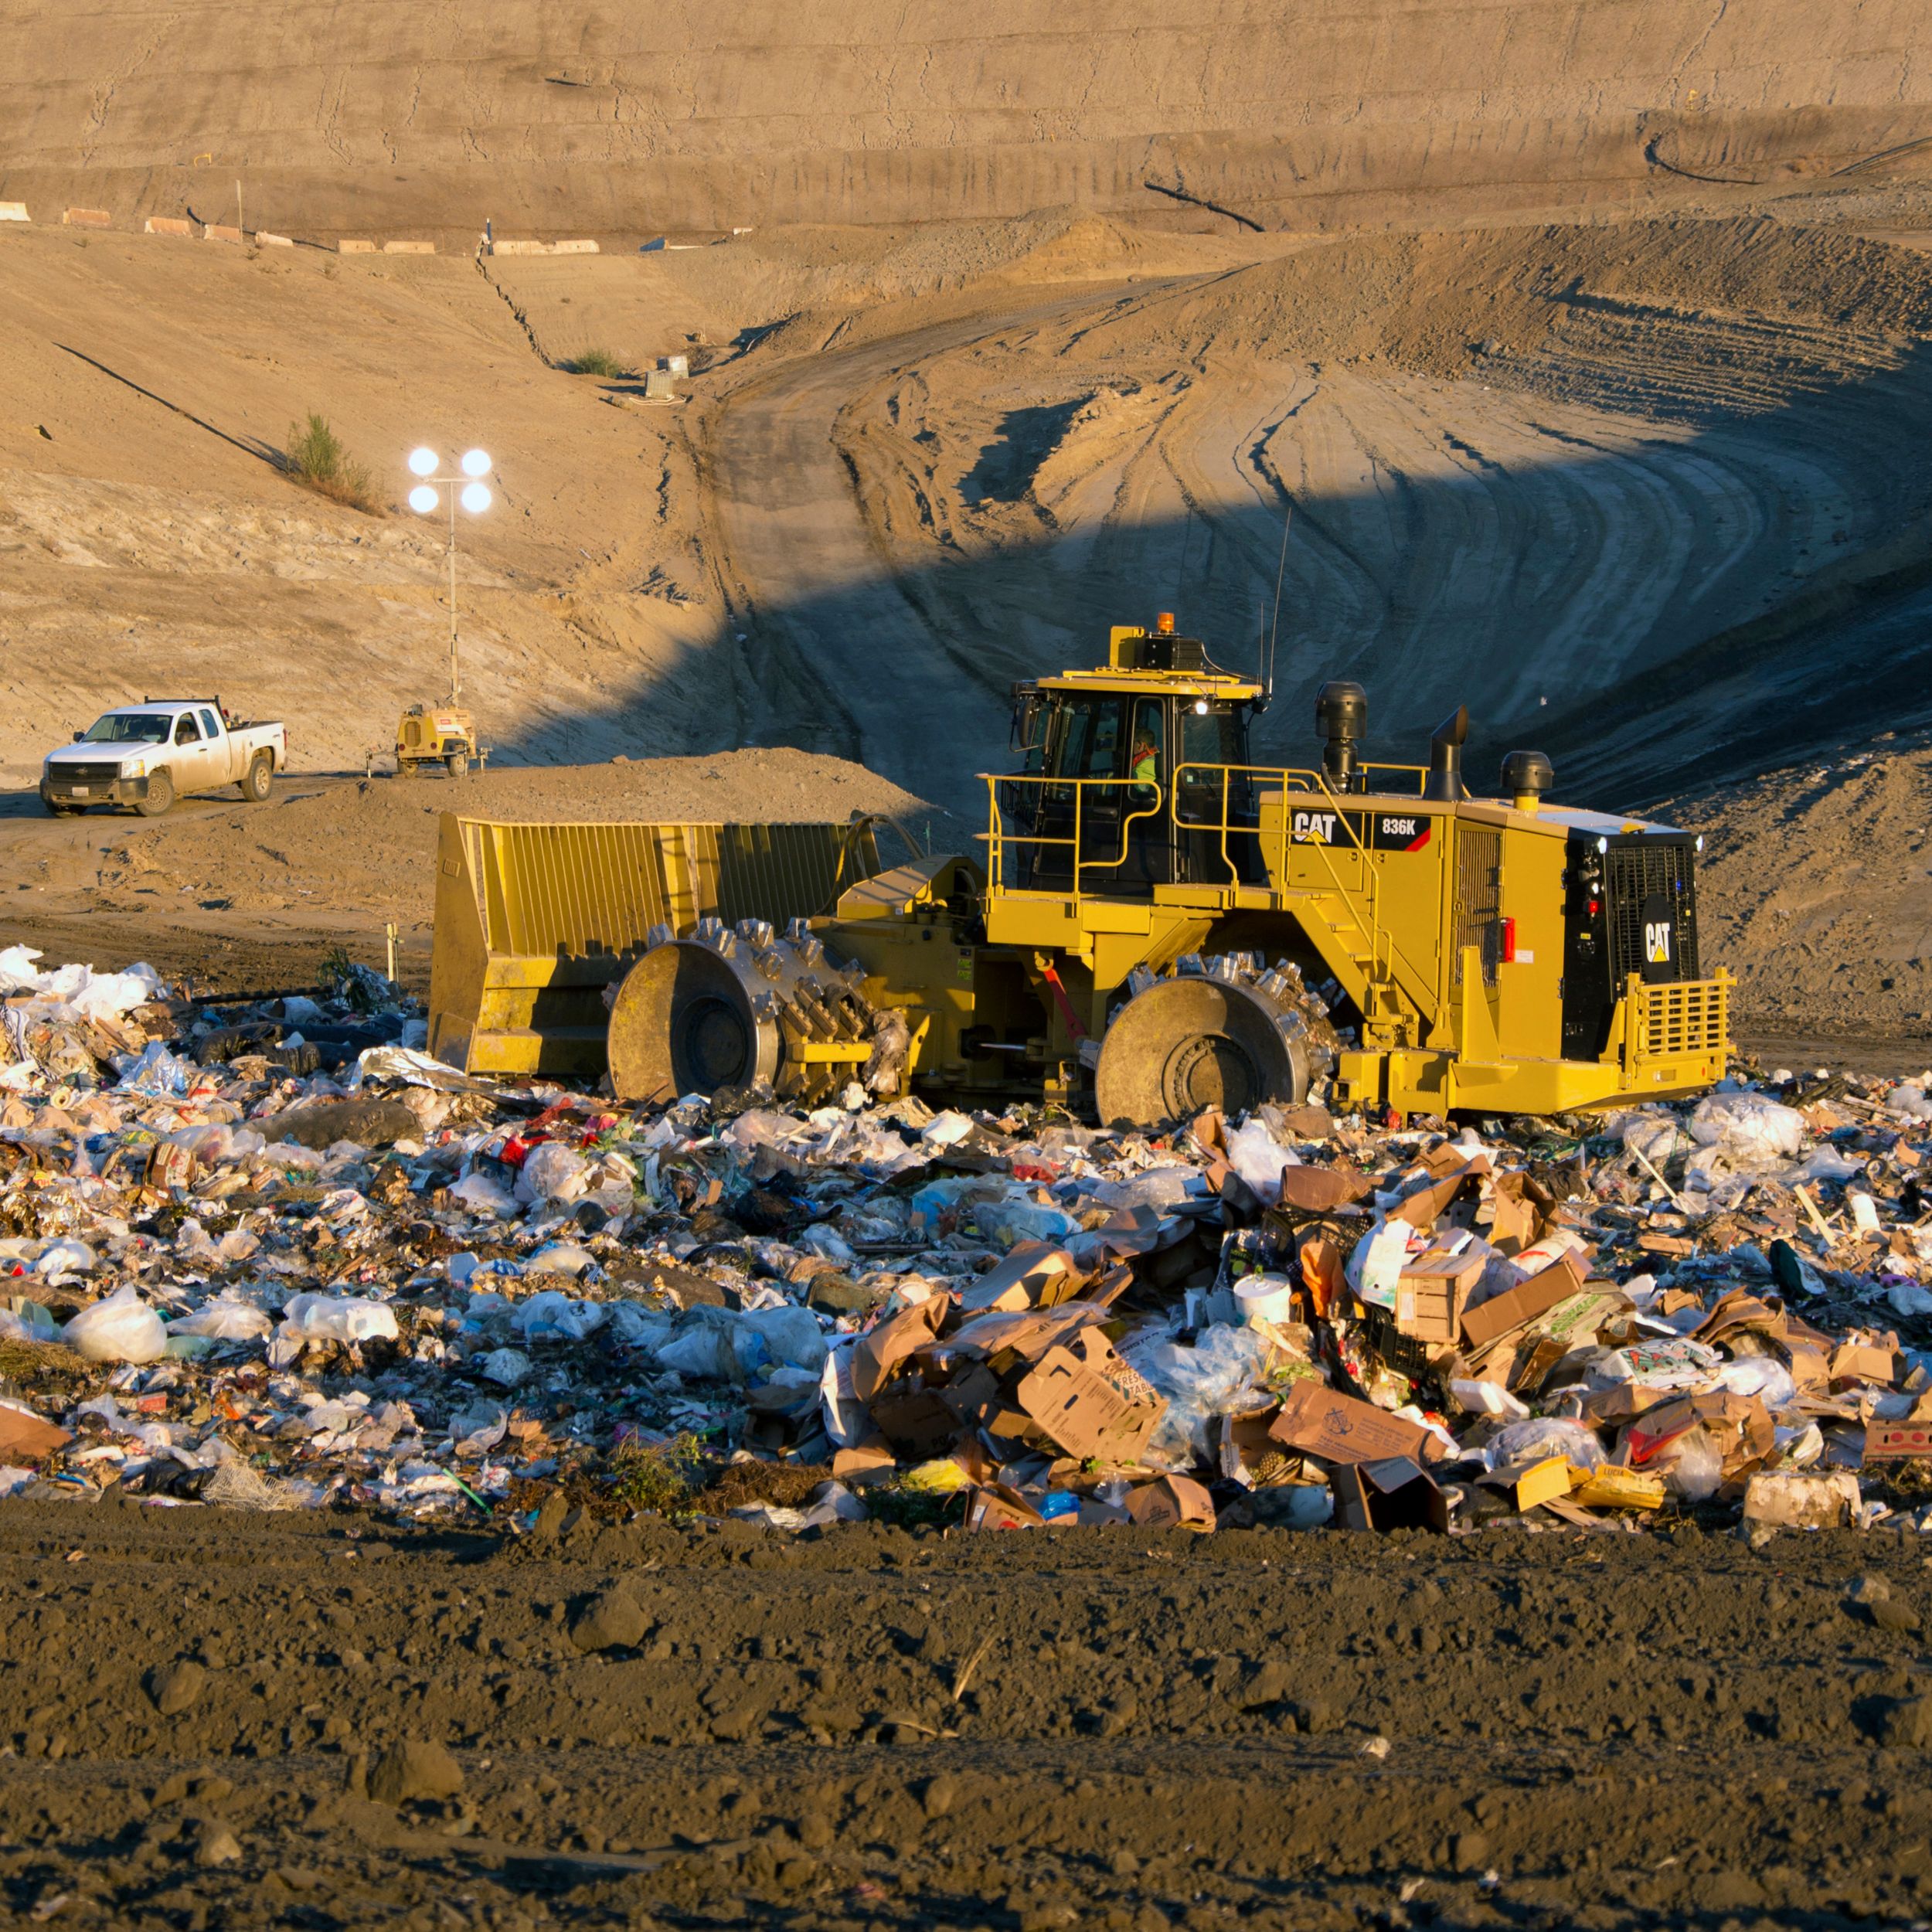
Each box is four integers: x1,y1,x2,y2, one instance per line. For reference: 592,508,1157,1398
0,202,29,223
145,215,196,236
383,239,435,254
63,207,111,228
202,222,243,243
489,238,547,255
337,239,377,253
550,238,599,255
256,231,294,247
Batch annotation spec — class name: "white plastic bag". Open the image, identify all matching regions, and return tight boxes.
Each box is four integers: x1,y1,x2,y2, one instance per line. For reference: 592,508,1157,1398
449,1172,518,1218
740,1304,828,1371
1688,1093,1805,1161
1122,1324,1270,1469
512,1291,604,1342
515,1142,589,1206
168,1294,273,1341
1485,1415,1605,1472
63,1285,167,1364
280,1293,400,1342
1224,1118,1294,1202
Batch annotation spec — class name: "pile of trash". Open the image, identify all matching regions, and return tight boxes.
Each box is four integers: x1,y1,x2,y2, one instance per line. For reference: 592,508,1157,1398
2,940,1930,1541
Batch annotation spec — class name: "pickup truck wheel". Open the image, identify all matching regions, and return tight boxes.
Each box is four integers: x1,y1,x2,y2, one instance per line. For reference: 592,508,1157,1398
135,771,175,818
239,753,273,803
446,752,469,777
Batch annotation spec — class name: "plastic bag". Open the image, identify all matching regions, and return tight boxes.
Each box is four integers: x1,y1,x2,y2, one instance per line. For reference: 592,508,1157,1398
740,1304,828,1371
1485,1415,1606,1473
168,1294,273,1341
1224,1118,1294,1202
515,1142,590,1206
655,1311,770,1382
116,1042,193,1098
0,1301,60,1343
168,1123,266,1165
605,1302,675,1350
63,1285,168,1364
1653,1423,1724,1500
511,1291,604,1342
33,1237,96,1276
1123,1324,1271,1469
1889,1082,1932,1121
523,1242,597,1278
1687,1093,1805,1161
1620,1111,1684,1168
449,1172,518,1218
280,1294,400,1342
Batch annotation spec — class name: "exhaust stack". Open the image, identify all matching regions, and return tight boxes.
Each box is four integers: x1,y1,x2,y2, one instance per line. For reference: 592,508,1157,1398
1422,706,1468,802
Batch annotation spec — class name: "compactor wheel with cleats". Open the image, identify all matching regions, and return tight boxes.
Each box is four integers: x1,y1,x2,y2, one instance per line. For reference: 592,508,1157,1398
606,917,890,1110
1093,953,1339,1129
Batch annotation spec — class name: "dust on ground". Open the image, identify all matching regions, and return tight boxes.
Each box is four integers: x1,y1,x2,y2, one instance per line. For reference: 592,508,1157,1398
2,1503,1929,1930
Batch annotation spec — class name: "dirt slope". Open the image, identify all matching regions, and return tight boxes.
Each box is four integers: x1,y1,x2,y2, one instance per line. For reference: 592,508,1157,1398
5,2,1930,239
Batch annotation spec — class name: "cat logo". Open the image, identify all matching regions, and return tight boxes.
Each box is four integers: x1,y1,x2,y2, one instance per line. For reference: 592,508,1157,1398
1291,809,1339,844
1645,920,1673,965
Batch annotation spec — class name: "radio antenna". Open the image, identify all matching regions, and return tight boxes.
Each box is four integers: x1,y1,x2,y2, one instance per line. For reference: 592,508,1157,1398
1264,501,1293,700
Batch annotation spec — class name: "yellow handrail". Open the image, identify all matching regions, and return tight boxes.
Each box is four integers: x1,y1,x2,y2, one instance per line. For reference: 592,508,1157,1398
980,773,1168,898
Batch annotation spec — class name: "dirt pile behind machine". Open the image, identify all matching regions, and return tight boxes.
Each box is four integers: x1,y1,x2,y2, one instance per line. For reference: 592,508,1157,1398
428,618,1733,1125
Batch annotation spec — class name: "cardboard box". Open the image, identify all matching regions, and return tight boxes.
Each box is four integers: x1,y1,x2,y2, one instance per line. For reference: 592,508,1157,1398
1333,1456,1449,1532
1014,1328,1166,1465
1831,1337,1902,1388
1275,1167,1372,1213
850,1296,946,1402
1269,1379,1444,1466
1570,1464,1665,1511
1511,1454,1577,1511
1124,1474,1216,1532
1741,1469,1862,1529
959,1242,1081,1315
1458,1250,1587,1351
1864,1420,1932,1463
964,1483,1044,1531
1394,1245,1485,1342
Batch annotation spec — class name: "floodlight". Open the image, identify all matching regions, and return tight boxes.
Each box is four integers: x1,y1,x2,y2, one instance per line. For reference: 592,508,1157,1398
460,482,492,514
460,448,492,478
408,447,439,478
408,484,439,515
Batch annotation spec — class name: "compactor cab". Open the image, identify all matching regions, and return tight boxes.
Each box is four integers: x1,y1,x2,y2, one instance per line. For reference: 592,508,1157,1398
1005,614,1264,894
428,611,1733,1127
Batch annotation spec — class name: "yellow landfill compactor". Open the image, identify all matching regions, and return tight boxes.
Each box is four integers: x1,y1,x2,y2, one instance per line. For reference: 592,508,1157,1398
427,617,1732,1125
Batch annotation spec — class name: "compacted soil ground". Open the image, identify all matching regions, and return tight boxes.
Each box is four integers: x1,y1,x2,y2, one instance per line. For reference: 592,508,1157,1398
2,1502,1929,1930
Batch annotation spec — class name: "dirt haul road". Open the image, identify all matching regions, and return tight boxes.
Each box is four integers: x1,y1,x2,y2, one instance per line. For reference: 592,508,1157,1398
4,1502,1930,1929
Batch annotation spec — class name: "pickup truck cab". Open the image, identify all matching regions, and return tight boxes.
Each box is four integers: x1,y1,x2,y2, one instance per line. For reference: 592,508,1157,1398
40,702,288,818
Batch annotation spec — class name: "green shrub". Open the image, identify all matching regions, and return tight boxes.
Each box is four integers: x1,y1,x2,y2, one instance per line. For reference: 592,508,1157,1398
563,347,631,378
284,412,379,512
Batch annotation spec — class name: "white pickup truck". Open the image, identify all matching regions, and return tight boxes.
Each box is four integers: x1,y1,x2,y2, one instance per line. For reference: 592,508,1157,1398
39,701,289,818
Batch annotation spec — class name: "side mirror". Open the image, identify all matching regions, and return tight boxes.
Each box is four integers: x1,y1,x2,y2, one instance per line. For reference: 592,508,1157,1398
73,729,84,740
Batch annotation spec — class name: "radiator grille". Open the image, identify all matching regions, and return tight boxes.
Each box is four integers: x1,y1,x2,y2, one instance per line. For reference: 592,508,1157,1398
49,763,123,786
1605,840,1699,982
1453,826,1502,985
1634,977,1728,1060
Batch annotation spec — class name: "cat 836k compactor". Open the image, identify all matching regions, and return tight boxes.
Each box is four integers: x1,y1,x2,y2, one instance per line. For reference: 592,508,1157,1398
427,616,1731,1126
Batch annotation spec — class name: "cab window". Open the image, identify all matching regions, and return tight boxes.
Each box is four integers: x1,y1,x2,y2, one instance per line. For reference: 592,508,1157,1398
199,709,220,739
1048,697,1127,781
173,713,200,745
1181,703,1246,770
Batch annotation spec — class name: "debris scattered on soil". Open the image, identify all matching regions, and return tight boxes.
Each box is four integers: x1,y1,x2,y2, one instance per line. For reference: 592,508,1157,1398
4,940,1931,1547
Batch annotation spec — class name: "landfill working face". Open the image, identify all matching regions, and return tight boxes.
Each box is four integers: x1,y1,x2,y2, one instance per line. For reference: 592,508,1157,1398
3,937,1932,1926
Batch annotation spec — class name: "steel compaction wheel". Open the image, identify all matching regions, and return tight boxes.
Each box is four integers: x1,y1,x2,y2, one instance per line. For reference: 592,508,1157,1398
1092,953,1338,1129
606,917,895,1110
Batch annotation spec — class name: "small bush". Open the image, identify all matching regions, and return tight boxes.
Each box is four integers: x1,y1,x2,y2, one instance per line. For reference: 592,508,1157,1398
563,347,631,378
607,1431,709,1516
285,412,379,512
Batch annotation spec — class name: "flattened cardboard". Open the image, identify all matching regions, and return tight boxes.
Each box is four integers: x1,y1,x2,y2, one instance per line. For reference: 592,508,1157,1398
831,1442,899,1486
1458,1250,1587,1351
949,1301,1104,1369
1269,1379,1444,1465
1124,1473,1216,1532
1391,1162,1487,1231
1014,1328,1166,1465
1512,1454,1576,1511
1570,1464,1665,1511
1831,1337,1902,1387
0,1405,70,1461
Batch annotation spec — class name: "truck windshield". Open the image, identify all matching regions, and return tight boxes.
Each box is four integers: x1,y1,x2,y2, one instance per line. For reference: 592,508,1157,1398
81,714,170,743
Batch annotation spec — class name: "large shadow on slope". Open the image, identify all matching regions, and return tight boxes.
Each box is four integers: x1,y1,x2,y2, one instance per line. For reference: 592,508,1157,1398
495,332,1932,825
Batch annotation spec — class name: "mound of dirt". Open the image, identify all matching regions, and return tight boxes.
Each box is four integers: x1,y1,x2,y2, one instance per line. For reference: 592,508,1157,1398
1672,732,1932,1050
